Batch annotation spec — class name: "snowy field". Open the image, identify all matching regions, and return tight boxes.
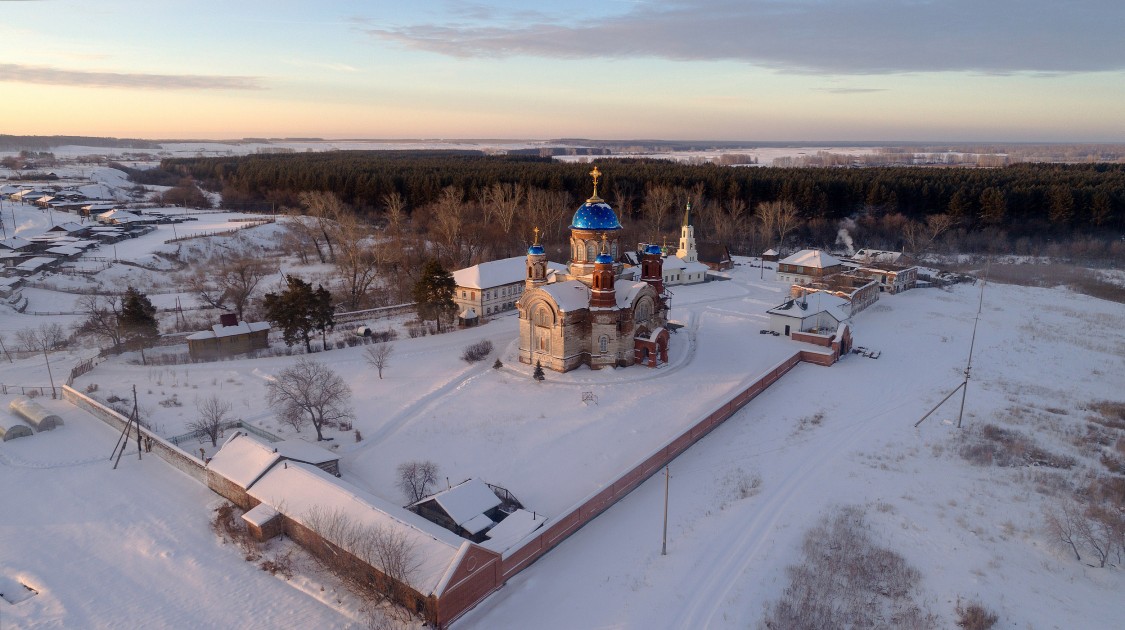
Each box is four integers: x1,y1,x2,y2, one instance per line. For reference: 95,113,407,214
1,163,1123,629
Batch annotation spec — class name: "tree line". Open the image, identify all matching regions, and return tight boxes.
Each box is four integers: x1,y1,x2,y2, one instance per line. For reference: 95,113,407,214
149,152,1125,273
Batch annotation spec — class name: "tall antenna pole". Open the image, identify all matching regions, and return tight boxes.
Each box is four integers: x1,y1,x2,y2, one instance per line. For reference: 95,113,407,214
661,465,670,555
956,259,989,428
915,260,989,429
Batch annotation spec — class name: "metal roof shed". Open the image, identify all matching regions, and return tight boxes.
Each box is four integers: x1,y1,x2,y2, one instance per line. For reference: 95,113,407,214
9,397,63,432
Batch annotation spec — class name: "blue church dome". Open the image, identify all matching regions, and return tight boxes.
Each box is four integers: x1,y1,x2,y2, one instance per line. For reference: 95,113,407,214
595,251,614,264
528,243,545,255
645,244,663,256
571,200,622,231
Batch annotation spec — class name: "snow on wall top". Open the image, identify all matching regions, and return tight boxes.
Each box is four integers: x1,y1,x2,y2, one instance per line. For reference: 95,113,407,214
779,249,842,269
247,462,464,596
453,256,566,290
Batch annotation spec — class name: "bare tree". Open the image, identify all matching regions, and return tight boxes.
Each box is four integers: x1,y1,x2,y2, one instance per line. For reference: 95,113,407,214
75,294,123,348
16,322,67,353
756,200,801,252
266,358,353,441
303,507,422,624
189,394,232,447
480,182,525,234
382,191,407,234
187,254,267,320
432,186,466,266
1044,500,1085,561
396,460,439,503
364,342,394,379
641,184,677,242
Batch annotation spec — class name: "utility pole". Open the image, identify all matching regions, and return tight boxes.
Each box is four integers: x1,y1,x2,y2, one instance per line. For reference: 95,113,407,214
0,336,12,363
43,346,56,399
661,465,670,556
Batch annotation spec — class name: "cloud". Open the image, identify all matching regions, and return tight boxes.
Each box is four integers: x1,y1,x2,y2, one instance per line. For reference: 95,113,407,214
364,0,1125,75
0,63,265,90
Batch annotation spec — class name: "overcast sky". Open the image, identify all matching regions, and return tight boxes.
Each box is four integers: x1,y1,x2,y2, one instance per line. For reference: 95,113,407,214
1,0,1122,141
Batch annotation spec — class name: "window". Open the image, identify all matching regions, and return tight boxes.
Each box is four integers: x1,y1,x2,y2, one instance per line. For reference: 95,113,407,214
586,241,597,261
461,291,467,298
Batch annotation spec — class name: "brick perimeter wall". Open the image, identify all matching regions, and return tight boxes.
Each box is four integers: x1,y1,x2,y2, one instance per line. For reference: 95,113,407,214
438,351,806,626
62,385,208,483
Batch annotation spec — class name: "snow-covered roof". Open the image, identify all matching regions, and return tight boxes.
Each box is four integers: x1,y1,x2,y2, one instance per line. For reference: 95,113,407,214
768,291,851,323
852,249,904,264
539,280,590,312
663,256,686,271
415,478,502,530
779,249,842,269
97,209,142,223
45,245,82,256
460,513,495,536
453,256,525,289
186,321,270,341
0,237,32,250
84,203,116,211
615,281,649,310
459,307,478,319
241,502,279,527
453,256,566,289
682,260,710,274
248,462,464,596
15,256,57,271
207,433,282,488
273,438,337,466
481,509,545,554
49,222,86,233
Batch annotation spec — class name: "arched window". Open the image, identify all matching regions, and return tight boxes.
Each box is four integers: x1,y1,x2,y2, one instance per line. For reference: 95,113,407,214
535,306,552,327
599,335,608,353
586,241,597,261
635,298,652,323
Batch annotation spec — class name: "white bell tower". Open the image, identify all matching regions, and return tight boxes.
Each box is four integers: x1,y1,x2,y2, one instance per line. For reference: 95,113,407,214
676,202,697,263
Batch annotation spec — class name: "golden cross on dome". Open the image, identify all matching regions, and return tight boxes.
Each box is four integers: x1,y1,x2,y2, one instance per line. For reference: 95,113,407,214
601,233,609,253
533,226,540,245
589,166,602,201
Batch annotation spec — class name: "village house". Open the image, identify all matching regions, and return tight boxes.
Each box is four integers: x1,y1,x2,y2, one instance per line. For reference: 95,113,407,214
776,249,844,284
186,314,270,361
697,242,733,271
766,291,851,338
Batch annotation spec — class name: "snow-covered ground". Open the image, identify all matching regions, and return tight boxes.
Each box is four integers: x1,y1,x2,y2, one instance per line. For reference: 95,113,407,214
2,164,1123,629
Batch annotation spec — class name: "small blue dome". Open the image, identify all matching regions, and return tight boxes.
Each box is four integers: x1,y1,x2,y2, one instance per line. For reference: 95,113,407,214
645,244,663,256
571,200,622,231
528,244,545,255
595,252,614,264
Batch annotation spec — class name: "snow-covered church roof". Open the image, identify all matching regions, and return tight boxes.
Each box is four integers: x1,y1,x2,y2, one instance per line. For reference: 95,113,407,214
453,256,566,290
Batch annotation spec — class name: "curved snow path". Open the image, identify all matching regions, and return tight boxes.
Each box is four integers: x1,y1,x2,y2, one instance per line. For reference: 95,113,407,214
666,396,898,629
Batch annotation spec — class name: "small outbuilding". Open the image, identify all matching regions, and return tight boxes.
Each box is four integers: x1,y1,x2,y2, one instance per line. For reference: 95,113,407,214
0,415,34,441
9,397,64,432
409,478,506,542
187,314,270,361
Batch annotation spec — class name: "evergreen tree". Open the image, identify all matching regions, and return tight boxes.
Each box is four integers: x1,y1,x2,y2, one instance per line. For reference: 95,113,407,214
413,259,456,331
264,275,334,352
117,286,158,349
533,360,545,382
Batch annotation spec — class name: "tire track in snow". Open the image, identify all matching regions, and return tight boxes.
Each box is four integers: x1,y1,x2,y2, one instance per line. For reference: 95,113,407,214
667,409,876,630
